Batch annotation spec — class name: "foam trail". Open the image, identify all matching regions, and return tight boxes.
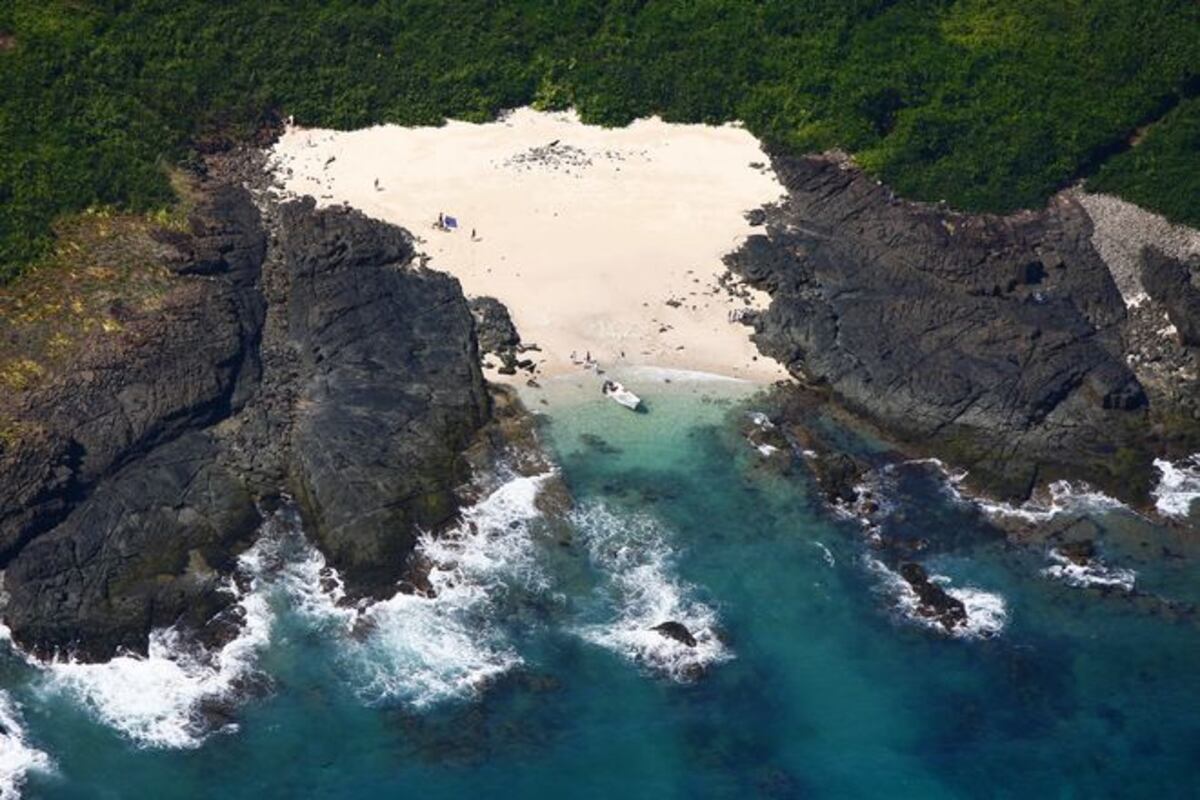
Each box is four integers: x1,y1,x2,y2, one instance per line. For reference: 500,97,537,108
1152,456,1200,518
572,503,731,680
0,692,53,800
939,469,1126,523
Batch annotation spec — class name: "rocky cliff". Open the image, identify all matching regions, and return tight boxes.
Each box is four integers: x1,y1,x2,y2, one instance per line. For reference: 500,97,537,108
728,153,1199,503
0,178,491,660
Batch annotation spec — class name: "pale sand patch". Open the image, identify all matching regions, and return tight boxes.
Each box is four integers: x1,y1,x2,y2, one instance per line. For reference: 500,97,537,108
269,108,788,383
1074,190,1200,309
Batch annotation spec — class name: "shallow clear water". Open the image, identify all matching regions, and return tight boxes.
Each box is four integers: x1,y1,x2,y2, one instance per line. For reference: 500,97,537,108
4,372,1199,799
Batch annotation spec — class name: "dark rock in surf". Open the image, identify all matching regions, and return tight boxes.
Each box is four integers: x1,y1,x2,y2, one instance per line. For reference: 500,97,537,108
0,186,267,660
898,562,967,631
0,181,495,658
276,198,490,599
652,620,698,647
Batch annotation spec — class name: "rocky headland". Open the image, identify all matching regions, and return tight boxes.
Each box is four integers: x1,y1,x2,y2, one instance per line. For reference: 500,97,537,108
728,151,1200,507
0,160,497,661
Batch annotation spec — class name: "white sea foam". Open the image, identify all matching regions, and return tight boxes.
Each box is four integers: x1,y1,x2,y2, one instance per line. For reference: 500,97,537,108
1041,549,1136,592
941,471,1127,523
814,542,836,567
1152,455,1200,518
38,585,272,750
572,503,731,680
345,472,551,707
866,557,1007,640
0,692,53,800
29,508,300,750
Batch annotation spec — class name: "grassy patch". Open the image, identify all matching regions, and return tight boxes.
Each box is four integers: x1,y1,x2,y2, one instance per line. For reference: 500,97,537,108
0,208,179,393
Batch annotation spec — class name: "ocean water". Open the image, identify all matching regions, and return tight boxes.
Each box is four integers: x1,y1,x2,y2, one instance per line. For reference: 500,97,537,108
3,371,1199,799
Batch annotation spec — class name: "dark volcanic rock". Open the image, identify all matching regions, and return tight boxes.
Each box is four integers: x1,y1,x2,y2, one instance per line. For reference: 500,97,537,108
0,185,495,658
469,296,521,355
0,187,267,659
728,153,1150,501
4,433,259,661
278,199,489,598
652,621,697,648
898,562,967,632
1141,247,1200,347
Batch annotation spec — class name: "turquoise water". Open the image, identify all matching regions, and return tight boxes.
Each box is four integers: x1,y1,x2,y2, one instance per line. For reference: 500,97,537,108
4,372,1199,799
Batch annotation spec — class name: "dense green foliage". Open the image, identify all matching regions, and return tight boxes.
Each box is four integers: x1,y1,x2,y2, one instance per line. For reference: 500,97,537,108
1091,96,1200,227
2,0,1198,282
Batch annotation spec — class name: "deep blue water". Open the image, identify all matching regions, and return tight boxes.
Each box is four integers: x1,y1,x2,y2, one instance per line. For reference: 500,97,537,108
3,373,1199,799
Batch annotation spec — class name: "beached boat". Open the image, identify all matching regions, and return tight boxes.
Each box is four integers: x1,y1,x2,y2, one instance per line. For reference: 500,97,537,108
602,379,642,411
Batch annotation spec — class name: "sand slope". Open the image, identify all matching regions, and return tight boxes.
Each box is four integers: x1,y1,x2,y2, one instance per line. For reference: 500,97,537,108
270,108,788,383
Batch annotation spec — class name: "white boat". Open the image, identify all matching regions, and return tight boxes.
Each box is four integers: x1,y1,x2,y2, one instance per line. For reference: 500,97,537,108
602,380,642,411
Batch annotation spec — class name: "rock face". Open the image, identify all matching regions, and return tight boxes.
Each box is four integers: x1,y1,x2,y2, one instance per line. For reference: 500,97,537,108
278,199,489,597
1141,247,1200,347
0,186,266,660
0,185,492,659
728,153,1151,500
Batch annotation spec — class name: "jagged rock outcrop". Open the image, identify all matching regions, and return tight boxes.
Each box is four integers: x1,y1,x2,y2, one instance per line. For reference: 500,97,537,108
728,153,1152,501
277,198,489,597
0,187,267,659
0,184,493,659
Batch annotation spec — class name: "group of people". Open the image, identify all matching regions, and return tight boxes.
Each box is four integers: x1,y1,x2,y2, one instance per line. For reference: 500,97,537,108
435,212,479,241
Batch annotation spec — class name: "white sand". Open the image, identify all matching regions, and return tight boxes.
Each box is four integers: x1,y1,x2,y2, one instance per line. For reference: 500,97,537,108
269,108,788,383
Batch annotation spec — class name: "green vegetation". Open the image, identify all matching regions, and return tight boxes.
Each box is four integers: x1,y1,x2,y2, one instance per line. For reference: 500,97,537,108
2,0,1198,282
1091,95,1200,227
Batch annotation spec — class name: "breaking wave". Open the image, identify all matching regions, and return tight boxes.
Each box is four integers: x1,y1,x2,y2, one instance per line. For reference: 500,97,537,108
347,472,551,707
571,503,731,681
1042,549,1136,592
247,474,553,709
1152,456,1200,519
0,692,53,800
39,589,272,750
934,463,1127,523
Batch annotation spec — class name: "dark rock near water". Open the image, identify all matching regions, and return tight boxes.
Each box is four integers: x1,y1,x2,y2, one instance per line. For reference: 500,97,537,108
277,198,489,598
898,562,967,632
653,620,698,648
0,186,267,660
0,181,494,658
4,433,258,661
728,153,1152,502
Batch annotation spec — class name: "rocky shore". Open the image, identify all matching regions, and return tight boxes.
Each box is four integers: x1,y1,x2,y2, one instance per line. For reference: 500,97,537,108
728,151,1200,506
0,155,498,660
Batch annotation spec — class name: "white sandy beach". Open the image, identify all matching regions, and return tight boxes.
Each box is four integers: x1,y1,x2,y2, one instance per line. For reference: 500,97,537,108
269,108,789,383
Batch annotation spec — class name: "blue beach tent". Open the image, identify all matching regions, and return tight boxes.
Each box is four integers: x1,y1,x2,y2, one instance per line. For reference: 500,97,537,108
444,215,458,229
